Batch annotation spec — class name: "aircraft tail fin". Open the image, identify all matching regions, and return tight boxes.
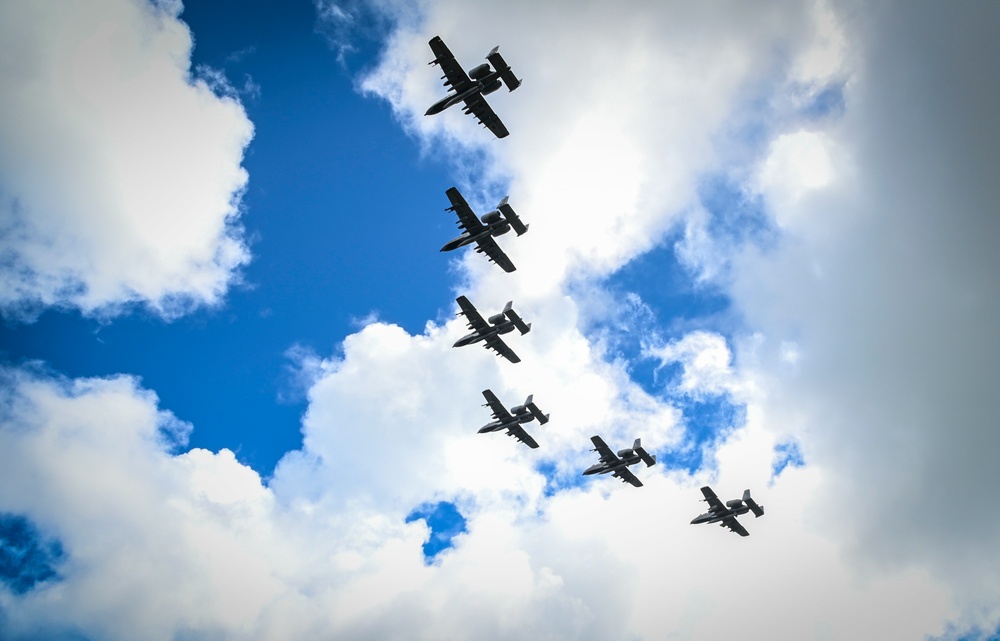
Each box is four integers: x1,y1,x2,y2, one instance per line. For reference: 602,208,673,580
486,47,521,91
634,439,656,467
504,304,531,335
497,197,528,236
743,489,764,517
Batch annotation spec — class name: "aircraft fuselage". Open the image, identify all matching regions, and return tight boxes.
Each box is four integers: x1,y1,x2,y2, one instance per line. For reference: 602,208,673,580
425,73,502,116
582,455,643,476
453,321,516,348
478,412,534,434
440,218,510,253
690,505,751,525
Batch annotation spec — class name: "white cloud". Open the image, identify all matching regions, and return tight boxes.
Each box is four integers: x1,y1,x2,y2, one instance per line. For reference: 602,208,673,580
646,330,741,398
0,365,957,641
0,0,253,319
755,130,839,223
360,0,831,298
343,0,1000,635
3,0,999,639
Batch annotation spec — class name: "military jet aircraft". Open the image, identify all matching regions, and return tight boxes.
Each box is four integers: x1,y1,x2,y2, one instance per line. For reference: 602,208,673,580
477,389,549,448
440,187,528,273
582,436,657,487
453,295,531,363
690,486,765,537
425,35,522,138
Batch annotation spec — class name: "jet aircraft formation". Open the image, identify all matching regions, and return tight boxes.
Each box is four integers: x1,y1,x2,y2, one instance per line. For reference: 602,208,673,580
423,36,764,534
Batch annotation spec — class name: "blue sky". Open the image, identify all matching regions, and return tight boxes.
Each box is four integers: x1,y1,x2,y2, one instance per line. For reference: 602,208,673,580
1,0,458,474
2,1,1000,639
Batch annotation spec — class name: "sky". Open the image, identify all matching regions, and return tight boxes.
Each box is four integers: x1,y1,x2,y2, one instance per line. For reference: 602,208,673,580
1,0,999,640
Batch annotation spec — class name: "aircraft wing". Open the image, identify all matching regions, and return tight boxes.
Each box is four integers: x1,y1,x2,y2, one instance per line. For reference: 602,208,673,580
482,389,512,421
700,486,726,512
483,333,520,363
506,425,539,449
462,93,510,138
613,466,643,487
445,187,486,236
474,235,516,272
428,36,472,92
722,516,750,537
590,435,620,465
456,295,490,333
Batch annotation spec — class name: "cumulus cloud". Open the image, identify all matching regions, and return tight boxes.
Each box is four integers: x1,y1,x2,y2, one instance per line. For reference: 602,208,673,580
0,362,956,641
0,0,253,319
646,330,742,398
348,0,1000,635
3,0,999,639
359,0,837,300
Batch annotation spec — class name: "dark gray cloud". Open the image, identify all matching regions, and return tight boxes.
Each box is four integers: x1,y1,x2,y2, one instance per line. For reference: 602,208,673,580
728,0,1000,624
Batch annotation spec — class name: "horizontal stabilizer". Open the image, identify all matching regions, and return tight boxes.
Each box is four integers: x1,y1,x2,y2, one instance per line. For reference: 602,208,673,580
497,198,528,236
527,402,549,425
505,306,531,335
634,439,656,467
743,489,764,517
523,395,549,424
486,47,521,91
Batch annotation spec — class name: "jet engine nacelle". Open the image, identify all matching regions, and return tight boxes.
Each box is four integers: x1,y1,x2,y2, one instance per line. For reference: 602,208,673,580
726,499,744,509
481,210,502,224
482,78,502,95
488,313,507,325
617,448,634,458
469,63,491,80
511,405,526,415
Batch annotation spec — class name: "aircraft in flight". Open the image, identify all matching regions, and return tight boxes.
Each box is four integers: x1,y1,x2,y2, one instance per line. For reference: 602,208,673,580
477,388,549,449
440,187,528,273
690,486,765,537
582,436,657,487
425,35,522,138
453,295,531,363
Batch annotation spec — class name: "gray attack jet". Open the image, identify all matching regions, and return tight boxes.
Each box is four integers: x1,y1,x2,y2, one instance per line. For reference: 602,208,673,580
425,35,522,138
690,486,765,537
478,389,549,449
582,435,657,487
453,295,531,363
440,187,528,273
